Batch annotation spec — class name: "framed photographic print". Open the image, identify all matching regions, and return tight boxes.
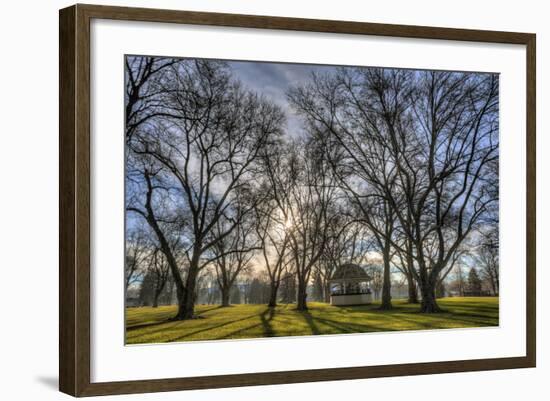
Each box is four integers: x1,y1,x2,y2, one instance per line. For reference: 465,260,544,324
59,4,536,397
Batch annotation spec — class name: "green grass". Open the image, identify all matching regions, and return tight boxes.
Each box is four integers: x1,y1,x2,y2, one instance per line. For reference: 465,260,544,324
125,297,499,344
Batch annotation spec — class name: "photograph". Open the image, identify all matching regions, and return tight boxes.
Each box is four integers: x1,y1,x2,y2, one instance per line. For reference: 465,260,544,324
124,55,500,345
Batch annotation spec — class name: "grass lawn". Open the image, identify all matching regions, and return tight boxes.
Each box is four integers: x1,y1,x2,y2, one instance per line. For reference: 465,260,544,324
125,297,499,344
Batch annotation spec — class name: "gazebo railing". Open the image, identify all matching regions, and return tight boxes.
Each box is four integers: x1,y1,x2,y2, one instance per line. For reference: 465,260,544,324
330,288,372,296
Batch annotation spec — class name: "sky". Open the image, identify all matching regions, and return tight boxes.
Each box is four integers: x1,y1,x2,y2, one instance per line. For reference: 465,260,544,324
226,60,337,135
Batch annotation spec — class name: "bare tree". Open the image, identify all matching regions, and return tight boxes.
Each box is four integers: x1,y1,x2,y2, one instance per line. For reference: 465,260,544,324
254,200,291,307
285,138,336,311
147,247,170,307
126,59,285,319
254,141,296,307
288,70,401,310
211,210,257,307
365,263,383,300
125,226,147,292
279,270,297,304
392,236,419,303
400,71,499,311
316,218,372,302
125,56,178,141
289,67,499,312
475,230,499,295
246,274,271,304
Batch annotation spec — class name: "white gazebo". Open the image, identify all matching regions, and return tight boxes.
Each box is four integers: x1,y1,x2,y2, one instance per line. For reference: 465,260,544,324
328,263,373,306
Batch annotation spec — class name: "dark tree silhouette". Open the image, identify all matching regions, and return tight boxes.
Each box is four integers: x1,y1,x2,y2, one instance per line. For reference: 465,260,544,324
126,59,284,319
289,68,499,312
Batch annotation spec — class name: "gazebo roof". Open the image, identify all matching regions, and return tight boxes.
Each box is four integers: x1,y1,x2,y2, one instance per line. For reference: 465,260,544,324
329,263,372,282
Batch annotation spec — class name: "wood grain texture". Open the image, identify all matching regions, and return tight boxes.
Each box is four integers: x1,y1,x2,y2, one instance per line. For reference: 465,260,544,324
79,3,533,44
525,34,536,367
59,5,76,396
59,3,536,397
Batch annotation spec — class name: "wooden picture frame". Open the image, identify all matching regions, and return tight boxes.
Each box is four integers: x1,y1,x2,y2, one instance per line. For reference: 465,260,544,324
59,3,536,397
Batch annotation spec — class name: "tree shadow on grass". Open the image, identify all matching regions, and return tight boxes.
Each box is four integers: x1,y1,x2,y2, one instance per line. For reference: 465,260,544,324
126,305,220,331
446,310,499,320
213,322,263,340
214,307,277,340
369,311,497,330
126,321,191,341
440,306,498,314
195,306,279,341
312,316,391,334
260,307,276,337
167,313,260,342
377,313,445,330
434,316,499,327
337,303,498,323
299,311,321,335
128,313,259,343
337,305,413,315
441,311,498,320
126,319,176,332
319,308,465,332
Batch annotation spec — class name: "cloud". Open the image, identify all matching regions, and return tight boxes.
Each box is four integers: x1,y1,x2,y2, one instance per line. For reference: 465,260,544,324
228,60,337,137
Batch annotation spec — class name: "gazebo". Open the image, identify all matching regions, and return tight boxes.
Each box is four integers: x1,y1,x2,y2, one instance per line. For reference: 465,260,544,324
328,263,373,306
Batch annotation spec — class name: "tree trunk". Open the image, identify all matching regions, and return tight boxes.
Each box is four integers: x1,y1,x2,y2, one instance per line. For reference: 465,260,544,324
172,256,199,320
172,289,186,320
379,244,392,310
267,282,279,307
169,276,187,320
220,286,231,307
407,273,418,304
296,281,308,311
324,283,331,303
405,251,418,303
152,291,160,308
420,282,442,313
492,273,499,296
153,277,166,308
182,270,197,318
180,292,195,319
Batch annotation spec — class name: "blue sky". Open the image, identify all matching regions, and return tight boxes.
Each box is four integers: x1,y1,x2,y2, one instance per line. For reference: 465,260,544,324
226,60,337,135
